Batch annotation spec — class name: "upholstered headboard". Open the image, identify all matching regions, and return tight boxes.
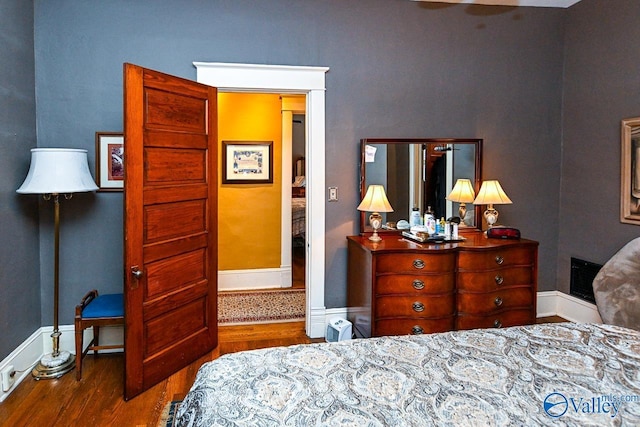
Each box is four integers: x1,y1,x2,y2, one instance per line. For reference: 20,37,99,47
592,237,640,331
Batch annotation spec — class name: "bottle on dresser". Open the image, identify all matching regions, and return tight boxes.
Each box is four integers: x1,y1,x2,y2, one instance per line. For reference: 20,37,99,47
410,207,422,226
424,206,436,235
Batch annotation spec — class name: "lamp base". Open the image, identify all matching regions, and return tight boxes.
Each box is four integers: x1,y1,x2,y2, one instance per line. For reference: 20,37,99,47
32,350,75,380
483,206,499,228
368,231,382,242
368,212,383,242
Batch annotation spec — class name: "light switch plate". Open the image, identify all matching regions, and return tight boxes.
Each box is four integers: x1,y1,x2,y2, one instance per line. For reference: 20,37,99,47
328,187,338,201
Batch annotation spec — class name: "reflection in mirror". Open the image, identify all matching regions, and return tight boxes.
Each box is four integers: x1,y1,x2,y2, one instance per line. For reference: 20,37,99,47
360,138,482,233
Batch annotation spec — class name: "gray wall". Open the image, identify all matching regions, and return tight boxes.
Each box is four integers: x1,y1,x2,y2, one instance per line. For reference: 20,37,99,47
31,0,564,326
4,0,637,361
557,0,640,293
0,0,40,360
0,0,571,358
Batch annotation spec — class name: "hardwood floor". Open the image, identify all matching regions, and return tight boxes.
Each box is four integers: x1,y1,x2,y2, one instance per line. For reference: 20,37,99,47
292,239,305,289
0,322,314,427
0,317,566,426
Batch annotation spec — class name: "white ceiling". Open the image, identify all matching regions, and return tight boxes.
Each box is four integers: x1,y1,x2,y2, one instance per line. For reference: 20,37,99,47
412,0,581,8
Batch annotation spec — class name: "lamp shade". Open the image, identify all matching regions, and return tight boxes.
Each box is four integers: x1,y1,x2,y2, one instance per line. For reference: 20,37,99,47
17,148,98,194
446,179,476,203
473,180,512,205
357,185,393,213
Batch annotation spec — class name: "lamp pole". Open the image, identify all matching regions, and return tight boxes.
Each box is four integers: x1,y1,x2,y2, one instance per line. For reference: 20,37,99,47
52,194,61,357
31,193,76,379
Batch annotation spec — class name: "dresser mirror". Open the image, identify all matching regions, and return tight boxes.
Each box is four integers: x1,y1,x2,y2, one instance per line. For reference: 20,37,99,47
360,138,483,233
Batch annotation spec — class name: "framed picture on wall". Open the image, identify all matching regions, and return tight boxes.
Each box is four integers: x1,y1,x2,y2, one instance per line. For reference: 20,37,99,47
621,117,640,224
222,141,273,184
96,132,124,191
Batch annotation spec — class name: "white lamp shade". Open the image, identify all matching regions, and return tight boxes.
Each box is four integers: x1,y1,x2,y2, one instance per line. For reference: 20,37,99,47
17,148,99,194
446,179,476,203
473,180,512,205
357,185,394,213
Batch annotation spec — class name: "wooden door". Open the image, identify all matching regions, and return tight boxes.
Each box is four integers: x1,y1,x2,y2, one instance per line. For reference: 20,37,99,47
123,63,217,400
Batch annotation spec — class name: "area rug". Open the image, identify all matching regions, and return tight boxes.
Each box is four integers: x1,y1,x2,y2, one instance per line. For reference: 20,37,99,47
218,288,305,324
158,400,181,427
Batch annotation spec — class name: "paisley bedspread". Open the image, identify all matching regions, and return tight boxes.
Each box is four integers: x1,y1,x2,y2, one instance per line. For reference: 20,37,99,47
176,323,640,426
291,197,305,237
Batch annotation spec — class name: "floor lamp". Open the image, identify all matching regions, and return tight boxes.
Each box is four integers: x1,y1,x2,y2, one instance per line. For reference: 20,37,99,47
17,148,98,380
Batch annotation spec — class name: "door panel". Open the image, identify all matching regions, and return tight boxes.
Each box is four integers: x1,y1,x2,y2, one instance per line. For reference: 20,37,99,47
146,249,206,298
144,200,206,241
124,63,217,400
145,148,207,182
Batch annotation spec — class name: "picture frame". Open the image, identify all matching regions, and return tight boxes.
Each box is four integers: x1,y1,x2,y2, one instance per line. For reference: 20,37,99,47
222,141,273,184
96,132,124,191
621,117,640,224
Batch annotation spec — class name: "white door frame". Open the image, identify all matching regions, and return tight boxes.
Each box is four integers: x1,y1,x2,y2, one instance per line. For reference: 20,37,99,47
194,62,329,338
281,95,305,288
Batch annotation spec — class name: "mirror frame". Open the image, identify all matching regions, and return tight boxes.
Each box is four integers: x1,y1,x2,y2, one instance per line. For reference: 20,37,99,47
359,138,483,233
621,117,640,224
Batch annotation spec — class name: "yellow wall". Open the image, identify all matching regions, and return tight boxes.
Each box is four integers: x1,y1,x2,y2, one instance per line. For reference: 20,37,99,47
218,93,282,270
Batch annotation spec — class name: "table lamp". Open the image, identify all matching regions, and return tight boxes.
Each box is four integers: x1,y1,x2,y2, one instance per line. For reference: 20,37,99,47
357,185,393,242
472,180,512,228
17,148,98,379
446,178,476,225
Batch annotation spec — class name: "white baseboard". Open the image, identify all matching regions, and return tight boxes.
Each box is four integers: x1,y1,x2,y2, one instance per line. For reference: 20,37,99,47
536,291,558,317
0,328,43,402
218,267,292,291
325,307,348,319
0,324,123,403
537,291,602,323
308,305,329,338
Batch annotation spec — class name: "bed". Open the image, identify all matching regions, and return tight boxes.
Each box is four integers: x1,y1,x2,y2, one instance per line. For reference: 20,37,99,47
176,322,640,426
291,197,305,237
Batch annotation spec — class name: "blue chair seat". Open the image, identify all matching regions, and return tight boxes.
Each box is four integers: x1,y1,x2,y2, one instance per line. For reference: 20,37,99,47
82,293,123,318
75,290,124,380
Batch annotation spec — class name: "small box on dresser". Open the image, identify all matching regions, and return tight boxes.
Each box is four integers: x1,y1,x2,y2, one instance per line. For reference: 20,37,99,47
347,231,538,338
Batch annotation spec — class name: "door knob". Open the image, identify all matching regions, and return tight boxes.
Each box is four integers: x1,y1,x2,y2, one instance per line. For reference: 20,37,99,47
131,266,143,279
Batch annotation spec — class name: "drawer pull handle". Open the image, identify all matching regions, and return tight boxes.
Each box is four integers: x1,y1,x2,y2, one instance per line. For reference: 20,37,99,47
412,280,425,290
413,259,425,269
412,302,425,312
411,325,424,335
495,256,504,265
495,275,504,285
494,297,503,307
494,319,502,328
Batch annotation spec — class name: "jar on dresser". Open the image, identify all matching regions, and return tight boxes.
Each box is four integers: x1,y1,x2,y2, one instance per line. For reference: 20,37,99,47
346,231,538,338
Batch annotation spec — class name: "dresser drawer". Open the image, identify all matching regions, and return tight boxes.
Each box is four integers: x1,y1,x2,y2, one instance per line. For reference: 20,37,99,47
458,247,534,270
376,253,456,274
457,288,533,314
457,267,533,292
456,309,534,330
376,294,455,318
376,273,454,295
376,317,455,336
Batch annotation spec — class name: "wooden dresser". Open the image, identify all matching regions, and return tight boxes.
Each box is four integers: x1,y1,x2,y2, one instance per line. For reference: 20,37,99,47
347,231,538,338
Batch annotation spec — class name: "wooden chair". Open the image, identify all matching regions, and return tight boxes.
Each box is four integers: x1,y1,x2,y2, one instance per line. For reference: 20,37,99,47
74,290,124,380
